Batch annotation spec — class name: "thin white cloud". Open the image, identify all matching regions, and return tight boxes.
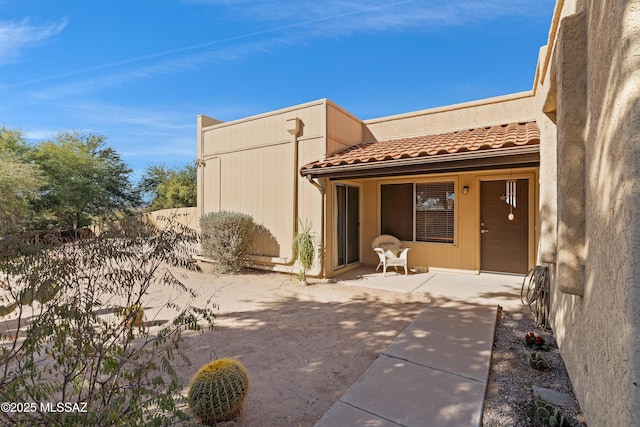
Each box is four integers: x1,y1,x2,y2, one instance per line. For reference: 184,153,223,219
182,0,553,33
23,128,61,141
0,17,68,64
82,103,193,132
10,0,553,96
6,19,282,95
24,35,282,99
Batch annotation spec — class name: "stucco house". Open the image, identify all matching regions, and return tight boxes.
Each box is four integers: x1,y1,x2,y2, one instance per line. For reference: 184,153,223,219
197,1,639,425
197,95,540,277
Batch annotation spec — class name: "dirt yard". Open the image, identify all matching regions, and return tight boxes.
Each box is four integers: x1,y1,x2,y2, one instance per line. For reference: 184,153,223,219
146,266,431,426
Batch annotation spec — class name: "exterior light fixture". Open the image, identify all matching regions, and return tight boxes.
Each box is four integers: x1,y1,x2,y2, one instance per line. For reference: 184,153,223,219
462,186,469,195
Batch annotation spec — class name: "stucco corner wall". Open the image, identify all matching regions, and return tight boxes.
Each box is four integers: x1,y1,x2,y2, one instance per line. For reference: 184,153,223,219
534,48,559,265
537,1,640,425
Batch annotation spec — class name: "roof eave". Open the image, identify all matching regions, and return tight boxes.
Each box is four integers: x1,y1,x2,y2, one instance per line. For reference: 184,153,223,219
300,145,540,180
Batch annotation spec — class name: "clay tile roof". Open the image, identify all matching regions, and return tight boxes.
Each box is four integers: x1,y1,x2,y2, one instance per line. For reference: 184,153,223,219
302,121,539,171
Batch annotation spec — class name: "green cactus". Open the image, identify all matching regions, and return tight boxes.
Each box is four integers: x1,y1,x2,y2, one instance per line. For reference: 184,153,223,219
525,350,548,370
537,405,551,419
187,358,250,425
535,399,569,426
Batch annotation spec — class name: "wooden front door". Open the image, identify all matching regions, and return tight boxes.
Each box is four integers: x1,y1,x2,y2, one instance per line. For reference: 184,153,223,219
480,179,529,274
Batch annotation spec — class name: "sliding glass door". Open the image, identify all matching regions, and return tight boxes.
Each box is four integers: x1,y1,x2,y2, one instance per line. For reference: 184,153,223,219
336,184,360,267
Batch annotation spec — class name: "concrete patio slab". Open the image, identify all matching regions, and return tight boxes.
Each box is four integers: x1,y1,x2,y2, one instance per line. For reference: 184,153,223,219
317,354,486,427
383,307,496,383
315,269,518,426
316,401,401,427
413,272,524,310
333,267,525,310
331,267,437,294
384,331,491,383
315,303,498,427
402,305,496,342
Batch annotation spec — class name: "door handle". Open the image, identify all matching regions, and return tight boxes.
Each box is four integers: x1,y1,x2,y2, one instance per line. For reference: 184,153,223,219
481,229,489,234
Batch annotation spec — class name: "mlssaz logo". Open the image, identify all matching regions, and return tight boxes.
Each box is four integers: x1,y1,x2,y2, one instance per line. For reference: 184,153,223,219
40,402,89,413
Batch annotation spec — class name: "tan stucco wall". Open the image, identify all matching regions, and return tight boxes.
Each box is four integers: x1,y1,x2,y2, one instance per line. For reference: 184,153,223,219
143,207,199,231
326,102,364,155
536,1,640,424
197,100,331,275
534,44,559,266
363,92,536,141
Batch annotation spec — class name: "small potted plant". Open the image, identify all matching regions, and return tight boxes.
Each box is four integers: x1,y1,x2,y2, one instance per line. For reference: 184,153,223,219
292,220,317,286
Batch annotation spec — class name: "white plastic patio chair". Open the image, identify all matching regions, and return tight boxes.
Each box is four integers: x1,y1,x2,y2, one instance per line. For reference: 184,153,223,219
371,234,410,276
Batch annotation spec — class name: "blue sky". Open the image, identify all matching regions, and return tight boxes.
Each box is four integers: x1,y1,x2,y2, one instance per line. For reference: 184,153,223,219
1,0,555,179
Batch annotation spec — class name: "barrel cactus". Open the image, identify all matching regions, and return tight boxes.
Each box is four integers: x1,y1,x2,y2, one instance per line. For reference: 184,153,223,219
187,358,250,425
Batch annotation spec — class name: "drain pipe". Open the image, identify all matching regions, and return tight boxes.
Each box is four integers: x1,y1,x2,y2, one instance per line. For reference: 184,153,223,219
288,117,302,241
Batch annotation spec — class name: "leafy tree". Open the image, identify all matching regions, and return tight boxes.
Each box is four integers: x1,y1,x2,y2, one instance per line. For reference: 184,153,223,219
0,127,42,233
0,126,33,160
140,163,196,211
139,164,172,200
0,215,216,426
0,160,42,234
31,132,140,229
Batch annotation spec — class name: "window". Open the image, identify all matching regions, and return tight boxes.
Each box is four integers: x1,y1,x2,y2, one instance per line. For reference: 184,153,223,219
380,181,455,244
415,182,455,243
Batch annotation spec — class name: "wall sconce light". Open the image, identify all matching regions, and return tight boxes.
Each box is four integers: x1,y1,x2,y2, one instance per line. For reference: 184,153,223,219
462,186,470,195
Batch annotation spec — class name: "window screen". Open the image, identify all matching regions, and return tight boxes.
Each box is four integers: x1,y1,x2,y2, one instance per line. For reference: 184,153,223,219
415,182,455,243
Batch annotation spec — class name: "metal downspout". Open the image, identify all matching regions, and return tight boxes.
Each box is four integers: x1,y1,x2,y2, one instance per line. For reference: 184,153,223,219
289,117,301,242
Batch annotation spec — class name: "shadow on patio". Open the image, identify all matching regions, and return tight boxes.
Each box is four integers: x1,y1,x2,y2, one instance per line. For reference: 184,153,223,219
332,265,526,310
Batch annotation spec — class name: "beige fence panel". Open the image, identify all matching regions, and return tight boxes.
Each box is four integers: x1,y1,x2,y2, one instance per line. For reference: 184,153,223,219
143,207,199,231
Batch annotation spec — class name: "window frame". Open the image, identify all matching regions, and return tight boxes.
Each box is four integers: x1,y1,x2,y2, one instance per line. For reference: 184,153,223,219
379,179,457,246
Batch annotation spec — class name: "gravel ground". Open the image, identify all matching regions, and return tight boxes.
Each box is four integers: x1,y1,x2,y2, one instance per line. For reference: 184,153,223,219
482,305,588,427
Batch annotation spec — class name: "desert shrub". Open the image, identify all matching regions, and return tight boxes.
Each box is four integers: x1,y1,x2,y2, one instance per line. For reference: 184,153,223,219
200,211,255,273
0,215,216,426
